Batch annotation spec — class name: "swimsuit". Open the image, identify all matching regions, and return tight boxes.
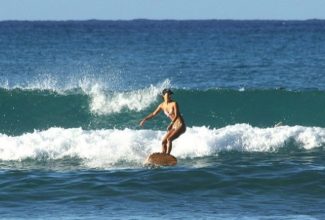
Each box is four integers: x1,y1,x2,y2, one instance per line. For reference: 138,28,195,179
164,109,185,130
164,109,173,118
172,118,183,130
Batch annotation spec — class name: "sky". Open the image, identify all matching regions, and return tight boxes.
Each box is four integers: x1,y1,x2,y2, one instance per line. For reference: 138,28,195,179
0,0,324,21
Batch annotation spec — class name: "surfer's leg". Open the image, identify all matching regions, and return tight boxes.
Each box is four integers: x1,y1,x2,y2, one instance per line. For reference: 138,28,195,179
166,126,186,154
162,130,174,154
166,138,172,155
161,139,167,154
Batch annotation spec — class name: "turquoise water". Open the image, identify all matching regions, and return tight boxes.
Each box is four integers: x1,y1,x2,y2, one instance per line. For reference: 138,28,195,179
1,20,325,219
3,88,325,135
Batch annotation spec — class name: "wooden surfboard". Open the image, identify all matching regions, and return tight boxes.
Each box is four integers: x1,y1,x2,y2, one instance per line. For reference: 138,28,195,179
145,152,177,166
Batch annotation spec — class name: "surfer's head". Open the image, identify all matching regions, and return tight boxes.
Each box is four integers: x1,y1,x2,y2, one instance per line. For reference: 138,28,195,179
162,89,173,96
161,89,173,101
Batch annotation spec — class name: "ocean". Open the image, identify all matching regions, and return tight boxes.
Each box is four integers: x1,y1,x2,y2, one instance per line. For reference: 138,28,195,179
0,20,325,219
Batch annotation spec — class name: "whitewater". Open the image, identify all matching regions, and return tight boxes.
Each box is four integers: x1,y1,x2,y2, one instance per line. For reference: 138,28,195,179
0,124,324,169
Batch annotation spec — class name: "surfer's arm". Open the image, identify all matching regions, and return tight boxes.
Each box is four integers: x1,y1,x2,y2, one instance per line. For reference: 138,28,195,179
140,104,162,127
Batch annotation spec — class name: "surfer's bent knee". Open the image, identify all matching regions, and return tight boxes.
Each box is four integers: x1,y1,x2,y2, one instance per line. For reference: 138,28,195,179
168,128,185,142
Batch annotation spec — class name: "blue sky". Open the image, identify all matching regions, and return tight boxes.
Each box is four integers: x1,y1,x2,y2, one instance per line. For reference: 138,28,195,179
0,0,324,20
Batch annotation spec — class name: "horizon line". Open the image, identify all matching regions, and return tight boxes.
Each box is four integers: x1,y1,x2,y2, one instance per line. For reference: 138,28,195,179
0,18,324,22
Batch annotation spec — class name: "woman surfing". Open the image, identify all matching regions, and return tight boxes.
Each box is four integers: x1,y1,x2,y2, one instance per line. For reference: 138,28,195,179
140,89,186,155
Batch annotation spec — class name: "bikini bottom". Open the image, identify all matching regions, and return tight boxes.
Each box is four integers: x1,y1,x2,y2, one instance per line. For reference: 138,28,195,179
172,118,184,130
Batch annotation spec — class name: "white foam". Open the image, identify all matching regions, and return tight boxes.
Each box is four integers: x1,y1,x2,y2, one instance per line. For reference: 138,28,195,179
0,78,10,90
175,124,325,158
0,127,163,168
0,74,172,115
80,79,171,114
0,73,67,92
0,124,324,168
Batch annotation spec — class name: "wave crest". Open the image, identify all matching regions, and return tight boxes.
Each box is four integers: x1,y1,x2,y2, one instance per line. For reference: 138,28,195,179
81,79,171,114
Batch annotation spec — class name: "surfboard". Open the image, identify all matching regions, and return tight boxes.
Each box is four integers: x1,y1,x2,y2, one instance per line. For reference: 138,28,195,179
145,152,177,166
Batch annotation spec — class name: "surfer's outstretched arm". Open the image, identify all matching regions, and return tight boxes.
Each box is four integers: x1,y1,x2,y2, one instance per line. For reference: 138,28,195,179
140,104,162,127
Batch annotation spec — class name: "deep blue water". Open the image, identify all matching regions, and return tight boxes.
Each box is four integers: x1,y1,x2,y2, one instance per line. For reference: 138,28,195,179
1,20,325,219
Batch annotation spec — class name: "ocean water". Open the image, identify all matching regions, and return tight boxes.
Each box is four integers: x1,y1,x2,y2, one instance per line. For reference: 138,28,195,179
1,20,325,219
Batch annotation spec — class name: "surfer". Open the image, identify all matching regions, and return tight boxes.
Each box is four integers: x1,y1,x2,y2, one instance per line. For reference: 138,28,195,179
140,89,186,155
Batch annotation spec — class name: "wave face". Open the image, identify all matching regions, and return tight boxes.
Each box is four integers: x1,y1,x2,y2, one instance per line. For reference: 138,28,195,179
0,79,170,135
1,86,325,135
0,124,324,169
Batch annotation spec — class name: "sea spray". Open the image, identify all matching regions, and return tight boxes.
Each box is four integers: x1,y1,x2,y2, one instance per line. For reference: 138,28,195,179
82,79,171,115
